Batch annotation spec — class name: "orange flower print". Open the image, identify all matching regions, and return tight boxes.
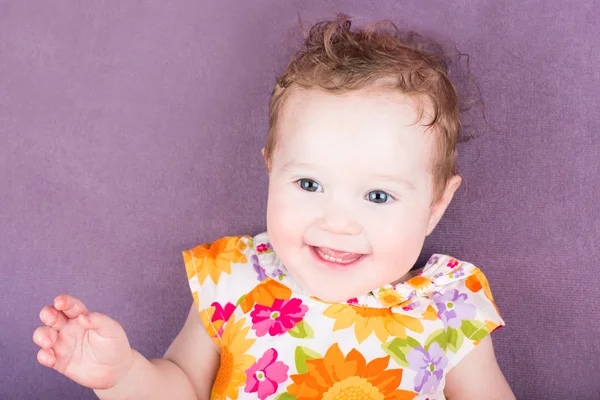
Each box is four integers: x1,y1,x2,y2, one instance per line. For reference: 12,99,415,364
287,343,417,400
323,304,424,343
210,315,256,400
377,288,404,308
239,278,292,313
406,276,433,291
184,236,249,284
466,268,502,316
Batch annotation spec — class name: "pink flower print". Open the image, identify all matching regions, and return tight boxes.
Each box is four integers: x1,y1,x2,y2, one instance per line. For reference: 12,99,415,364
432,289,476,329
250,298,308,337
257,243,271,253
347,298,359,305
210,301,236,337
244,348,289,399
447,258,459,269
406,343,448,393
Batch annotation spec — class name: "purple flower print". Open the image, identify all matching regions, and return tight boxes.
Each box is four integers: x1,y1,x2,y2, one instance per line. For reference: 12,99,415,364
427,255,439,265
252,255,268,281
401,292,421,312
432,289,476,329
244,348,289,399
451,268,465,278
435,269,465,280
406,343,448,393
271,268,284,279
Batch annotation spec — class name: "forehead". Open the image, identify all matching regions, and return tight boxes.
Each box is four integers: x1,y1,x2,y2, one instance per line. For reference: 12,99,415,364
272,88,436,174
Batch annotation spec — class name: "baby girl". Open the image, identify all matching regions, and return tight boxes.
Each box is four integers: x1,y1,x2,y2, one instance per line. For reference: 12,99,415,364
34,15,515,399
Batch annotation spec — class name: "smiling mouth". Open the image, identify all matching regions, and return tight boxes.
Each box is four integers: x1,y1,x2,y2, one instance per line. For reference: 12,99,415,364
311,246,364,265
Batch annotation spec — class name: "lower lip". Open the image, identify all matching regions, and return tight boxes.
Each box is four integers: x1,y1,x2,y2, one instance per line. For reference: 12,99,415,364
308,246,364,271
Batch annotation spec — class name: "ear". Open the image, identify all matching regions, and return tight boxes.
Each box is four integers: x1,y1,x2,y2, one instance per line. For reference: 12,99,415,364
426,175,462,236
261,147,270,171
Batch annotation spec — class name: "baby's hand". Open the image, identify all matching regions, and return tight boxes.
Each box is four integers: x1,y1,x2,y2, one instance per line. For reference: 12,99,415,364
33,294,134,390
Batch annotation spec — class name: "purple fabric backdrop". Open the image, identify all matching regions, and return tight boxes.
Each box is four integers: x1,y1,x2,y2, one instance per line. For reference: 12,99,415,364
2,1,599,399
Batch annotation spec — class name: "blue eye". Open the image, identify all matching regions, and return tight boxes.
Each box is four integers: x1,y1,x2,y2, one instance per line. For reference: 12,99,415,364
366,190,393,204
297,179,322,192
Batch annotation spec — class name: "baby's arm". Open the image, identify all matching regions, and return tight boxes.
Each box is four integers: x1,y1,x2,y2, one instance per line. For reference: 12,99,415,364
444,335,515,399
163,304,220,397
95,304,219,400
34,295,218,400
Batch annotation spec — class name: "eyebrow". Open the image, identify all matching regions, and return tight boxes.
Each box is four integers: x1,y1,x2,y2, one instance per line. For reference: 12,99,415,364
280,161,316,172
373,174,416,190
280,161,416,191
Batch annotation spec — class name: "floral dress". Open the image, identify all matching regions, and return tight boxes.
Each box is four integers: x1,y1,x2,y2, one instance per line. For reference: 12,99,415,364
183,232,505,400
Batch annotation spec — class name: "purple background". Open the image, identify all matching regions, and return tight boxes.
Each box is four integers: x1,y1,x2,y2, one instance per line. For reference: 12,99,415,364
2,1,599,399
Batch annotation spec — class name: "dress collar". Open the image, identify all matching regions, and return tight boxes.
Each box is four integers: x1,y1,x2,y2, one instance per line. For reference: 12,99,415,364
252,232,476,311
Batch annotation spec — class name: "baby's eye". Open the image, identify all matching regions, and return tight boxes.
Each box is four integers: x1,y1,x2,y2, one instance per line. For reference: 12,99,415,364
366,190,394,204
296,179,322,193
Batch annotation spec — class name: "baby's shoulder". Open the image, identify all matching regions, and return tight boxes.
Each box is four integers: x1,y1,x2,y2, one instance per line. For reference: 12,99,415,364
183,235,266,306
411,254,504,338
418,254,499,304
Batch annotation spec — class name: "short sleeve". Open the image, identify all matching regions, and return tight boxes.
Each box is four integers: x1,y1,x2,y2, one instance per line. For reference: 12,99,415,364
182,235,257,346
442,266,505,370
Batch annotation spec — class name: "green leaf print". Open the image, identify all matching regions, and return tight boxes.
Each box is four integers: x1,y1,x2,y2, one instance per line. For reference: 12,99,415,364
470,328,489,342
294,346,322,374
274,394,297,400
382,336,421,368
235,294,247,306
424,328,448,352
460,319,488,341
287,320,314,339
446,327,464,353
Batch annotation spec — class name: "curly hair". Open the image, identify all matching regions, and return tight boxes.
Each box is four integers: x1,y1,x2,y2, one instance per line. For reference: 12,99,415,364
265,14,476,204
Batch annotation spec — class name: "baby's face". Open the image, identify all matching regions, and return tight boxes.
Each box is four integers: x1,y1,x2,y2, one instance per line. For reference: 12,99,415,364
265,87,440,302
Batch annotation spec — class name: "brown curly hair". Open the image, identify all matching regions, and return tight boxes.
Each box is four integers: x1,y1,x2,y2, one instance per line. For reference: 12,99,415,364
265,14,473,204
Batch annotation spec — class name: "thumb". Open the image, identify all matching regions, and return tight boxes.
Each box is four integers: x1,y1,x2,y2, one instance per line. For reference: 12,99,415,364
78,312,125,339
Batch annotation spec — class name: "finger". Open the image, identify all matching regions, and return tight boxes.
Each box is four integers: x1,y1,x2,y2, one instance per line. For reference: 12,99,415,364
54,294,89,319
37,348,56,368
78,312,124,339
32,326,59,349
39,305,68,330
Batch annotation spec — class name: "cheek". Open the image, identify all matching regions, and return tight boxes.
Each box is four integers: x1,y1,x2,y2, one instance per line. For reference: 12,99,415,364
365,203,431,251
266,184,313,241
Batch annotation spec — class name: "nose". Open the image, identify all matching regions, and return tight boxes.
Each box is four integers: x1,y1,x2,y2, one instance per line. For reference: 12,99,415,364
316,206,361,236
